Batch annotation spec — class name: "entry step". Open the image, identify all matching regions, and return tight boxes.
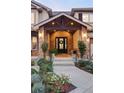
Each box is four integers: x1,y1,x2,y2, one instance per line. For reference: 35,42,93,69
53,57,75,66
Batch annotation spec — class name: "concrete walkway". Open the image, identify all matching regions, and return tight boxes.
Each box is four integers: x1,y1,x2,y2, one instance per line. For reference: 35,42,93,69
53,57,93,93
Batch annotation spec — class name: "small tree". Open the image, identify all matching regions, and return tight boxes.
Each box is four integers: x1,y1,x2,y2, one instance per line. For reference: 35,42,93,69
78,41,86,59
41,42,48,58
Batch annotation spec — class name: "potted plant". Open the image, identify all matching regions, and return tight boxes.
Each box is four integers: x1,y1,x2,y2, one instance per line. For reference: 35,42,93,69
41,42,48,59
49,48,58,61
78,41,86,59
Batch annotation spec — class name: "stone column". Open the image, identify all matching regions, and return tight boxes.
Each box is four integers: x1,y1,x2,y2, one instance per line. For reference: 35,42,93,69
81,26,90,59
48,33,50,50
38,26,44,58
79,29,82,41
44,30,49,57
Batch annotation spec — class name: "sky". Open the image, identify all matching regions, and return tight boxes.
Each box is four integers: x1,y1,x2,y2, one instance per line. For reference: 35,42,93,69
36,0,93,11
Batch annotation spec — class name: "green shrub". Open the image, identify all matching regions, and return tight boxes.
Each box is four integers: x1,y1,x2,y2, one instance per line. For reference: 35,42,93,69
31,74,42,83
78,60,90,67
49,48,58,55
37,58,46,66
31,61,35,66
41,42,48,58
32,82,45,93
85,62,93,71
45,72,70,93
31,68,38,74
78,41,86,58
37,58,53,75
32,58,53,93
77,60,93,73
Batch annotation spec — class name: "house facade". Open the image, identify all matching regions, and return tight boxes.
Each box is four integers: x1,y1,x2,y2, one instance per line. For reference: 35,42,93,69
31,0,93,59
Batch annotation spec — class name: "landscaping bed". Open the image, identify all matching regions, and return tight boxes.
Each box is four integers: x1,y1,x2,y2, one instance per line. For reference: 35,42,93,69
31,58,73,93
75,60,93,74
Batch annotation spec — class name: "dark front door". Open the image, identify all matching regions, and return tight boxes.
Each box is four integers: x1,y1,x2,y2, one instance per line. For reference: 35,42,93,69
55,37,67,53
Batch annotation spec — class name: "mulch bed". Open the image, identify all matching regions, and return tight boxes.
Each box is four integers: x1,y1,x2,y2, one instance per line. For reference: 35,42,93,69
65,83,77,93
75,63,93,74
50,83,77,93
80,67,93,74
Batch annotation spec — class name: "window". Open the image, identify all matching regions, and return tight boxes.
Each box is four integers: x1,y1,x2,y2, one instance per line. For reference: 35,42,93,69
79,13,82,21
59,38,64,49
32,36,37,50
83,13,89,22
31,12,35,24
83,13,93,23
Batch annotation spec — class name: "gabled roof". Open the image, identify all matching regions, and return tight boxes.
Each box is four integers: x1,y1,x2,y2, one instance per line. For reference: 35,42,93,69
31,0,52,11
52,11,71,16
34,13,92,30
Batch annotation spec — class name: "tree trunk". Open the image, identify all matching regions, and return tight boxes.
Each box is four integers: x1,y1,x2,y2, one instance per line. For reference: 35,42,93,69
81,53,83,59
43,52,46,59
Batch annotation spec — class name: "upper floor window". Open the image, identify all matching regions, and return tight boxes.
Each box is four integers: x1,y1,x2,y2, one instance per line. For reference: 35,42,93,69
31,12,35,24
83,13,93,23
83,13,89,22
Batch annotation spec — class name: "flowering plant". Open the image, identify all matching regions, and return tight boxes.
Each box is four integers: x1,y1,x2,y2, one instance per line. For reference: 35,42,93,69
45,72,70,93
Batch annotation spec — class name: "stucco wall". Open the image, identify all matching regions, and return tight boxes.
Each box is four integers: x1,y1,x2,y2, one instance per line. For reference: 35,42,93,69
39,9,49,22
31,50,39,56
31,9,49,25
31,9,39,24
74,12,79,19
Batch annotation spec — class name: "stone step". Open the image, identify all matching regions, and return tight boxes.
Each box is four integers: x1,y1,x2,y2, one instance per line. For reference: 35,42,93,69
54,57,74,61
53,62,75,66
53,57,75,66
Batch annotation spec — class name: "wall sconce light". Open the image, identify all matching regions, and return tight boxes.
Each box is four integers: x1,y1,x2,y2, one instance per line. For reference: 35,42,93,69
54,30,56,32
83,33,87,38
52,22,55,25
39,32,43,38
70,22,74,25
39,33,42,37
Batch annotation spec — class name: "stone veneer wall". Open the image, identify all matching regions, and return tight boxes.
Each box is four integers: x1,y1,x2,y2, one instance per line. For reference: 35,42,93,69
73,30,79,50
50,31,73,53
31,50,39,56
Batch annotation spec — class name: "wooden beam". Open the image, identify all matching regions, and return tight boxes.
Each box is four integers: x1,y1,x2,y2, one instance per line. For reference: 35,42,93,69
44,26,81,31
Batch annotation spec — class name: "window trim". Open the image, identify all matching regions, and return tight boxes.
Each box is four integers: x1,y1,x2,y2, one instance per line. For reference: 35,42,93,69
82,13,93,23
79,13,82,21
83,13,89,22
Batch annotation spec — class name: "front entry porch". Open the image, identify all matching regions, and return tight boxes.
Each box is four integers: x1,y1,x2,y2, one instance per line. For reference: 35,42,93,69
32,13,92,59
